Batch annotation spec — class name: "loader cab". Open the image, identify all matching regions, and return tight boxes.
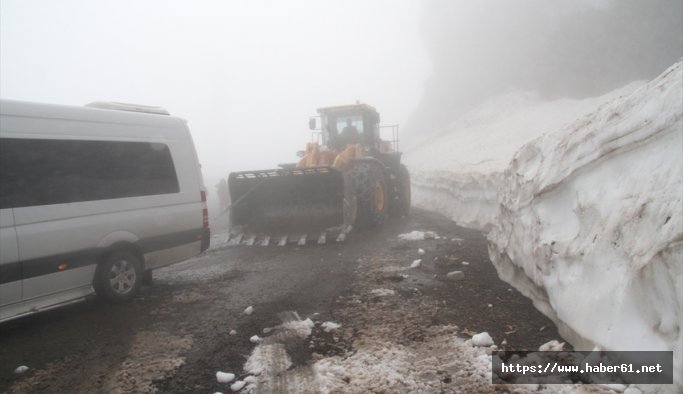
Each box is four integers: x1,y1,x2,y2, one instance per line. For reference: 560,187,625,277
317,104,380,151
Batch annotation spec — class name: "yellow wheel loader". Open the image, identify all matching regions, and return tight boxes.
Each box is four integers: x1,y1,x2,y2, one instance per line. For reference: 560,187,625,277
227,103,410,246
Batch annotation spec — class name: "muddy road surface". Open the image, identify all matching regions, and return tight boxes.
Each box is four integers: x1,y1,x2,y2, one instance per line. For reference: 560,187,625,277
0,209,564,393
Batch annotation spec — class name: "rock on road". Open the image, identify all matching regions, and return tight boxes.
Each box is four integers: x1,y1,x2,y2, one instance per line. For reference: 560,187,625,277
0,209,563,393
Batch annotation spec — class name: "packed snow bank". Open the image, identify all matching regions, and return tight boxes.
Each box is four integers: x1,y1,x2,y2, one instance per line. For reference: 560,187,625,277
405,59,682,390
488,60,682,387
404,83,644,231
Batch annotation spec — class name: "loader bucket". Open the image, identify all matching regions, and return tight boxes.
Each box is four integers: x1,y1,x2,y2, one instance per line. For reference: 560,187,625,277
228,166,346,242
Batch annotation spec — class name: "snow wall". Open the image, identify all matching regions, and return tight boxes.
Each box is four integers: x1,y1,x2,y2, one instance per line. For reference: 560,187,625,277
405,60,682,387
406,82,646,232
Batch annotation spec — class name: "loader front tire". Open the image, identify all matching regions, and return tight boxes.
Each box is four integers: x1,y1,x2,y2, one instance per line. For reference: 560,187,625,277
351,162,388,228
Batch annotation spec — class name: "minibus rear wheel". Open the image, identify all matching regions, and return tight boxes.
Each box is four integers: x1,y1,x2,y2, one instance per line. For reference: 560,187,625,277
94,251,143,302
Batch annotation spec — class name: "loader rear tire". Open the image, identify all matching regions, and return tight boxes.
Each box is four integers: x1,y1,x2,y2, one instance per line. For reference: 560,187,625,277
392,164,411,218
351,162,388,228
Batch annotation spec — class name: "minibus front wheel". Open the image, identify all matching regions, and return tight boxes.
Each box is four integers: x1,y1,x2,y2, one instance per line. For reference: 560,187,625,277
94,251,143,302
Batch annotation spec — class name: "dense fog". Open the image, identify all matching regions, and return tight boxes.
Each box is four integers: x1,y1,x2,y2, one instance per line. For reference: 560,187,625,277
404,0,683,144
0,0,428,182
2,1,681,180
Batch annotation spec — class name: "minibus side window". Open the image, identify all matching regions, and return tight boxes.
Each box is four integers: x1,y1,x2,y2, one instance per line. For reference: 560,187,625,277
0,138,180,208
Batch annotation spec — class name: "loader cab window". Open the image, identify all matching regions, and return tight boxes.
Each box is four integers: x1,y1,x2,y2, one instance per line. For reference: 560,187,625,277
326,114,364,149
336,116,364,137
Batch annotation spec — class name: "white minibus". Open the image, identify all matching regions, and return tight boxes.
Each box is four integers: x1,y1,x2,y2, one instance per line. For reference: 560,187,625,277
0,100,210,322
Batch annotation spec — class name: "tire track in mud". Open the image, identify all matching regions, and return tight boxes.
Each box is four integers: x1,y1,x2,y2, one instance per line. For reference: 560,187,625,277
103,330,194,393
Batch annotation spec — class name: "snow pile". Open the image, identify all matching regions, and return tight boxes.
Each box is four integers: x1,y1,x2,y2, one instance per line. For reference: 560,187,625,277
245,343,292,376
410,259,422,268
488,60,683,387
281,318,315,338
404,82,645,231
313,327,493,393
242,311,316,392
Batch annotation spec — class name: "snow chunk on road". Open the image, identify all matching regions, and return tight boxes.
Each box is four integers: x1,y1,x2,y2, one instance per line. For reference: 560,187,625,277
417,248,425,255
243,306,254,315
216,371,235,383
398,231,438,241
229,330,237,336
410,259,422,268
230,380,246,391
471,332,494,347
371,288,396,297
321,321,341,332
14,365,29,374
539,340,565,352
250,335,260,343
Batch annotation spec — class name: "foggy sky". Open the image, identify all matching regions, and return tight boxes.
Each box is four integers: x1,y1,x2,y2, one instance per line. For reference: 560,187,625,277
405,0,683,142
3,1,682,186
0,0,429,183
